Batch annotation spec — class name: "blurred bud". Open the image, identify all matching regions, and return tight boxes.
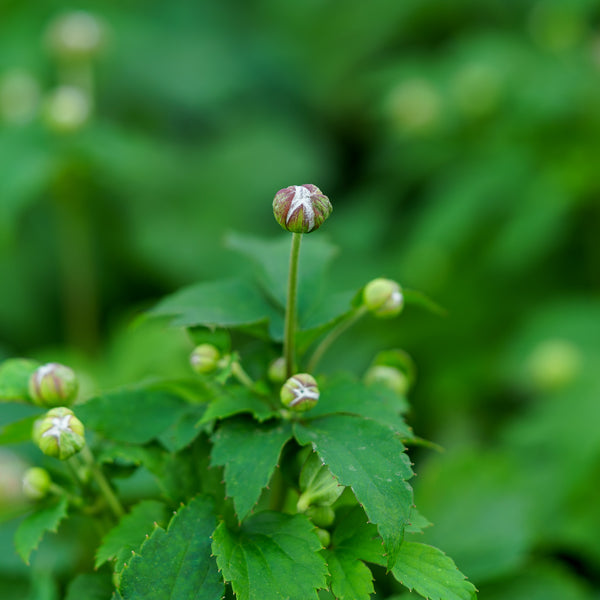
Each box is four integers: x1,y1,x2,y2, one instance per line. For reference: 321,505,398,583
386,78,441,135
0,450,28,508
363,278,404,318
45,11,106,61
280,374,319,412
316,528,331,548
273,185,332,233
297,452,343,512
22,467,52,500
527,339,582,392
0,70,40,125
28,362,78,407
33,407,85,460
190,344,221,374
267,357,286,383
364,365,409,396
306,505,335,528
43,86,90,133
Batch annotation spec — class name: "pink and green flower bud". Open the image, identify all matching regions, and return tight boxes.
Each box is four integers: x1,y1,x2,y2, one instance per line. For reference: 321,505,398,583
316,528,331,548
363,278,404,318
22,467,52,500
268,357,286,383
364,365,410,396
273,184,332,233
33,407,85,460
28,362,78,407
190,344,220,374
306,505,335,528
280,373,319,412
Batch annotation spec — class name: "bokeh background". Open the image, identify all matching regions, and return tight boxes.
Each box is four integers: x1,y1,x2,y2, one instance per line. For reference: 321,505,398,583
1,0,600,597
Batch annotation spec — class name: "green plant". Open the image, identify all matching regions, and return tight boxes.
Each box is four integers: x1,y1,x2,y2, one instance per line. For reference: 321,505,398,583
0,187,476,600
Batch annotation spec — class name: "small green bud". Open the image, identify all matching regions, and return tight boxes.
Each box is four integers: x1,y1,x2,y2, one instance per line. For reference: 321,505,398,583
297,452,343,512
306,505,335,528
43,86,91,133
33,407,85,460
280,373,319,412
22,467,52,500
28,362,78,407
273,185,332,233
190,344,221,374
268,357,286,383
364,365,410,396
527,339,582,392
315,527,331,548
363,278,404,318
45,11,106,61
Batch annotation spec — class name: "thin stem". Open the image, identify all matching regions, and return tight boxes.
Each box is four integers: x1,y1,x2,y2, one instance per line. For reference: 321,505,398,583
284,233,303,378
306,305,368,373
80,446,125,519
231,361,254,389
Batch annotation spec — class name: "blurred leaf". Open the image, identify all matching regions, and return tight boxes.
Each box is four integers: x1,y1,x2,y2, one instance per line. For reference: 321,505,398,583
0,414,39,445
64,573,114,600
0,359,39,403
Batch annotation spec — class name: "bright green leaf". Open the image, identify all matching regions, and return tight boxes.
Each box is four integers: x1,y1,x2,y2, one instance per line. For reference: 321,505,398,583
0,359,39,403
212,512,328,600
119,496,222,600
200,386,278,425
295,415,414,569
331,505,385,565
324,549,374,600
157,405,206,452
95,500,168,570
392,542,477,600
64,573,114,600
210,419,292,521
0,414,40,445
14,496,69,564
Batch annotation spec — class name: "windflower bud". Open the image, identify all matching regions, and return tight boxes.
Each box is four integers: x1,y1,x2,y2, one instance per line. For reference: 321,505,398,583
190,344,221,374
280,373,319,412
33,407,85,460
43,86,91,133
22,467,52,500
267,357,286,383
364,365,410,396
316,528,331,548
363,278,404,318
273,185,332,233
45,11,106,61
28,362,78,407
306,505,335,528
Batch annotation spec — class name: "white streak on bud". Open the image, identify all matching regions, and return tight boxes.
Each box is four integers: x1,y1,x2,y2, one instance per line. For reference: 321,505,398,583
287,376,320,407
41,414,74,441
287,186,316,232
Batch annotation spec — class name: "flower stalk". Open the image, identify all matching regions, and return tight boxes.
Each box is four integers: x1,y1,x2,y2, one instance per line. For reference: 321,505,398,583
284,232,303,378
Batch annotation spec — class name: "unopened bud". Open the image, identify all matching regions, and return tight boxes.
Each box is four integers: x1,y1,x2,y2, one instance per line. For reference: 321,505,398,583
297,452,343,512
364,365,410,396
273,185,332,233
316,528,331,548
190,344,220,374
363,278,404,318
22,467,52,500
33,407,85,460
43,86,91,133
45,11,106,61
28,362,78,407
268,357,286,383
306,505,335,528
280,374,319,413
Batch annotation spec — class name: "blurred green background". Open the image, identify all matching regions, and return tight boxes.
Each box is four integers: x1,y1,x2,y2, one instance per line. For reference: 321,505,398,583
1,0,600,597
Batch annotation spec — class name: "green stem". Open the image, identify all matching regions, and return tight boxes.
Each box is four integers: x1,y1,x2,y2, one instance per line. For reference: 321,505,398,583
284,233,303,378
306,305,368,373
231,361,254,389
80,446,125,519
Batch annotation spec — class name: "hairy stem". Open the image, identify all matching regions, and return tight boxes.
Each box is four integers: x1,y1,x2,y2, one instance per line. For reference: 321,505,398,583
284,233,303,378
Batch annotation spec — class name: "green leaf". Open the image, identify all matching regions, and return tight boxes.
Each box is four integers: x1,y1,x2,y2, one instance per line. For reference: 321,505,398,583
0,359,39,403
331,505,386,565
149,277,277,329
14,496,69,564
295,415,414,570
95,500,168,570
210,419,292,521
0,414,40,445
324,549,374,600
119,496,222,600
406,508,433,535
157,404,206,452
391,542,477,600
64,573,114,600
212,512,328,600
402,289,447,317
200,386,278,424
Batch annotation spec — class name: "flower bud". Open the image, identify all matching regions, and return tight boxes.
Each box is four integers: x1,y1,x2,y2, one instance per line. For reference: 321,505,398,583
297,452,343,512
306,505,335,528
45,11,106,61
280,373,319,412
364,365,410,396
316,528,331,548
33,407,85,460
22,467,52,500
267,357,286,383
190,344,221,374
28,363,78,408
43,86,91,133
273,185,332,233
363,278,404,318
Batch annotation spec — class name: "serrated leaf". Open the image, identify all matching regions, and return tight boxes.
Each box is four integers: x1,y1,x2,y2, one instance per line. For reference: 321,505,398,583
0,414,40,445
64,573,114,600
119,496,222,600
14,496,69,564
212,512,328,600
295,415,414,570
392,542,477,600
95,500,168,569
406,508,433,535
0,358,40,403
331,505,386,565
324,549,374,600
210,419,292,521
157,405,206,452
200,386,278,425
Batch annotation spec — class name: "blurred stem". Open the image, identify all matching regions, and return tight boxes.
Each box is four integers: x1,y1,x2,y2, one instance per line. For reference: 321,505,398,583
306,305,368,373
80,446,125,519
231,361,254,388
284,233,303,378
